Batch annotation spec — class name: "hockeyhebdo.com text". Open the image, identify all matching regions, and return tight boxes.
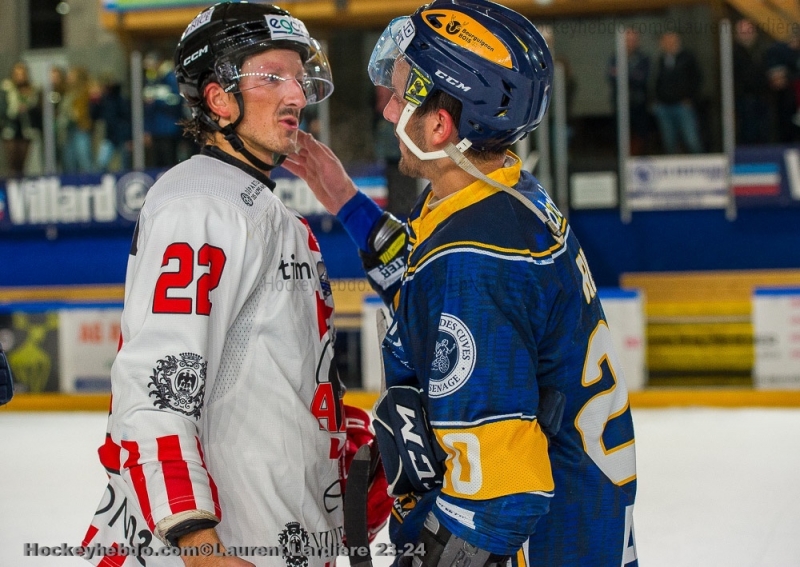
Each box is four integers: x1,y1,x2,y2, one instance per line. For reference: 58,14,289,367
263,277,375,293
23,542,375,559
548,17,799,38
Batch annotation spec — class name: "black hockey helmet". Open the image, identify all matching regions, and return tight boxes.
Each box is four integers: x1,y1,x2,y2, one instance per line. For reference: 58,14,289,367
174,1,333,113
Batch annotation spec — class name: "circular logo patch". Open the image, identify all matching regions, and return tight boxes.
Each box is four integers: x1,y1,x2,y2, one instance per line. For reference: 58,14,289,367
428,313,476,398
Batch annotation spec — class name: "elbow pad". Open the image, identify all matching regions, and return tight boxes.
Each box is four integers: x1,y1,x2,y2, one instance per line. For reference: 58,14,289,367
359,212,409,270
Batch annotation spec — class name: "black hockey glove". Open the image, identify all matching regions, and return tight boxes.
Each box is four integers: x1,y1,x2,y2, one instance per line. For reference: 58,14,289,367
400,512,510,567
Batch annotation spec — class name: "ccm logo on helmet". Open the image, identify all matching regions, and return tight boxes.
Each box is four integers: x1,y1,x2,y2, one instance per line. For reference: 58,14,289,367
184,44,209,67
434,70,471,92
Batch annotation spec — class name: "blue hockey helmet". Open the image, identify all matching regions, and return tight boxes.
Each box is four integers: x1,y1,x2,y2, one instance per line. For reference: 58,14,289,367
368,0,552,153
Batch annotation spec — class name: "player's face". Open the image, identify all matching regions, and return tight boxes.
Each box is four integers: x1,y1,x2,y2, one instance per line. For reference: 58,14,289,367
382,59,428,179
234,49,307,162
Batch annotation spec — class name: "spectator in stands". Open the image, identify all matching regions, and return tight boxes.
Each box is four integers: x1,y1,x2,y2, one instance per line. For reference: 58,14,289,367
0,61,42,177
142,50,184,168
733,19,770,145
764,30,800,143
653,31,703,154
92,72,132,172
59,66,94,174
48,66,67,170
607,28,651,155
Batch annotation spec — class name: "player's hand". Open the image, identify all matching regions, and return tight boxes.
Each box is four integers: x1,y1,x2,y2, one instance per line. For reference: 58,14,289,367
283,130,358,215
178,528,255,567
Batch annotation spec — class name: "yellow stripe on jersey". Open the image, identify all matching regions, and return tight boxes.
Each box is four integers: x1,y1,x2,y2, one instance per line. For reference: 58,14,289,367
432,417,553,500
406,238,566,275
409,154,522,250
516,546,528,567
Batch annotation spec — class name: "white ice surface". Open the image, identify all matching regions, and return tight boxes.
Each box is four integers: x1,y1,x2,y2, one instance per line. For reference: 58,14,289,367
1,408,800,566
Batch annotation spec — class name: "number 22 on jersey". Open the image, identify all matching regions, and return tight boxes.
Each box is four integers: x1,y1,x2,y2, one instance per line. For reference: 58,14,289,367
575,321,636,486
153,242,227,316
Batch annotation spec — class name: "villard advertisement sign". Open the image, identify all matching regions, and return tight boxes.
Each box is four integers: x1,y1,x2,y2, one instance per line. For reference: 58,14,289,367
0,171,156,231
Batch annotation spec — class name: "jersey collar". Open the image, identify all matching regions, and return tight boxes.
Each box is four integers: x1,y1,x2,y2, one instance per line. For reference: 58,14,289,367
409,151,522,250
201,145,277,191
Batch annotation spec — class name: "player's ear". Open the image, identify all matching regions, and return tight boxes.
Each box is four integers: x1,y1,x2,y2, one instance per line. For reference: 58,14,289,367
204,82,236,125
429,108,457,147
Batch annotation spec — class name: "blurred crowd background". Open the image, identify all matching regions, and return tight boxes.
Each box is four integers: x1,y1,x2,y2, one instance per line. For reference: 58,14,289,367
1,0,799,181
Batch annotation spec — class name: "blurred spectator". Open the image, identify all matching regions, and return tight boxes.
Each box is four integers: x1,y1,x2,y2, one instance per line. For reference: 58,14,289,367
142,51,184,168
607,28,652,155
732,19,770,145
764,30,800,143
91,72,132,172
0,61,42,177
59,66,94,174
373,84,418,217
48,66,67,170
541,26,577,147
653,32,703,154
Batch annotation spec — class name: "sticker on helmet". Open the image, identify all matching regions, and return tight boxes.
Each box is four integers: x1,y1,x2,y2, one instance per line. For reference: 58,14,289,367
266,15,311,45
394,18,416,53
421,9,512,69
404,66,433,105
181,5,215,40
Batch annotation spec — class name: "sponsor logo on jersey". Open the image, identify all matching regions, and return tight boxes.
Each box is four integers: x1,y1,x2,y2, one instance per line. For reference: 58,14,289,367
278,254,312,280
428,313,475,398
240,179,266,206
278,522,310,567
148,352,206,419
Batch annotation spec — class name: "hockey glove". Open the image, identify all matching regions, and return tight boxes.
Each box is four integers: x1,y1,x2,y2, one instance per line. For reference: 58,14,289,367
402,512,510,567
372,386,445,497
343,404,393,542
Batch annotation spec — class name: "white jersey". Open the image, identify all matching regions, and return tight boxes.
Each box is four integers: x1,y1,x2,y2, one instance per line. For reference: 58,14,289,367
84,153,346,567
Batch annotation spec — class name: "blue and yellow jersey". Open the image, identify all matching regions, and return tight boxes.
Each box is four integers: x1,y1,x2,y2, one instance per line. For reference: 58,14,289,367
360,156,637,566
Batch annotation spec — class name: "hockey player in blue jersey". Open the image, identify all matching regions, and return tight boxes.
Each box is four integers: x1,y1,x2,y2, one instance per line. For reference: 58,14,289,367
284,1,638,565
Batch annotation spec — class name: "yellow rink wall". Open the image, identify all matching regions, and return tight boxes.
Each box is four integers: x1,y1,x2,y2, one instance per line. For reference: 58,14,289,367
4,389,800,413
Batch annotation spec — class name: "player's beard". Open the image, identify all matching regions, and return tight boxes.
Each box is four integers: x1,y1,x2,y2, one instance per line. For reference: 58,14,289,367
397,116,429,180
238,108,302,163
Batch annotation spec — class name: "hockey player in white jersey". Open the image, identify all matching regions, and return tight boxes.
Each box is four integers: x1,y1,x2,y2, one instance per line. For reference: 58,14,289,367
82,3,389,566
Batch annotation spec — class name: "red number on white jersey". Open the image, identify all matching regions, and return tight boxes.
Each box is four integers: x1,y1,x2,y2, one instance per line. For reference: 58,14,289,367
153,243,227,316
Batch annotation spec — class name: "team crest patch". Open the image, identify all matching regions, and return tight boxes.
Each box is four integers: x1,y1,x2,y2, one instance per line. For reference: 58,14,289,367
428,313,475,398
148,353,206,419
278,522,310,567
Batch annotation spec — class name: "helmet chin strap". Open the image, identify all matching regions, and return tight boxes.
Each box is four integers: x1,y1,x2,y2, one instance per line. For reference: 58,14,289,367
205,91,287,171
396,102,563,241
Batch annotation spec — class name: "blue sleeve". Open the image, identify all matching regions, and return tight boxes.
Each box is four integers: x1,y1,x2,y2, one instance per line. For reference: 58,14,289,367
405,251,554,555
335,191,383,252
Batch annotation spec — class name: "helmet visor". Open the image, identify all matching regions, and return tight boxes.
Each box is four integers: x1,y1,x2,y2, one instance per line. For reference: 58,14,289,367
215,38,333,104
368,17,415,90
